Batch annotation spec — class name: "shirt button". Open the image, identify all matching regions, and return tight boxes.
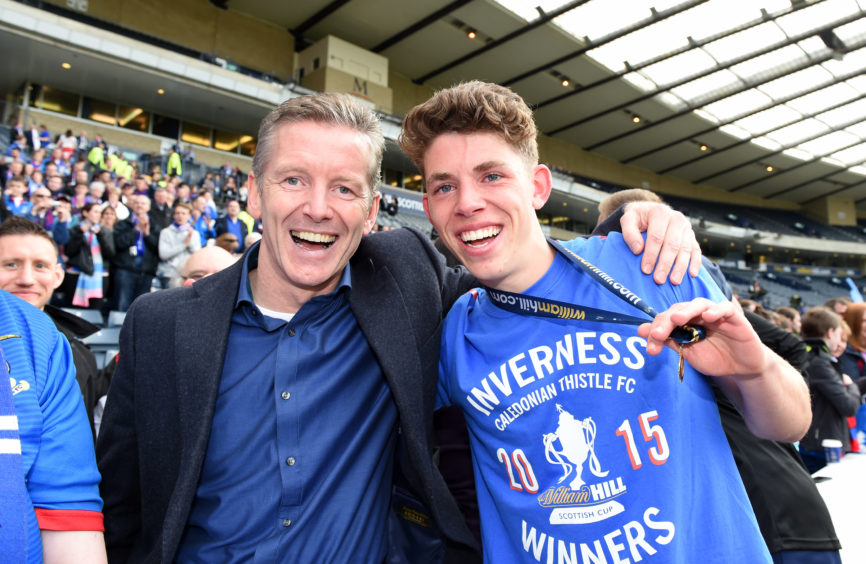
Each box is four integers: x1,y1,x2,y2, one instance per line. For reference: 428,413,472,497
282,519,292,527
286,457,296,466
281,391,291,400
288,328,296,337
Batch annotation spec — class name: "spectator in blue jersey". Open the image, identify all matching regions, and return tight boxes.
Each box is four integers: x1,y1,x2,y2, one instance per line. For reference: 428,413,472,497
214,198,248,253
38,125,51,149
0,289,105,562
96,91,700,564
5,175,33,216
190,194,215,246
400,81,811,563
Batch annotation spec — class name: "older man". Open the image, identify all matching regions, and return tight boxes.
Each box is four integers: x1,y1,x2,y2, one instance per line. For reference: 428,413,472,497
97,92,700,563
110,195,159,311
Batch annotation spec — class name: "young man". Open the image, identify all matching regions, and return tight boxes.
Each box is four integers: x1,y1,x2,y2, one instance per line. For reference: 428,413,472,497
798,307,860,473
400,81,811,563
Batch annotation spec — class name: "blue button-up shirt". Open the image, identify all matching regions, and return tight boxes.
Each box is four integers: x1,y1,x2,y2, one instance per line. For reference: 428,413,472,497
177,245,398,563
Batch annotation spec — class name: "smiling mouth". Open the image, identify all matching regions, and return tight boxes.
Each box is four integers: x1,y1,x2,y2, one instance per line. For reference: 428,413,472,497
459,226,501,248
291,230,337,249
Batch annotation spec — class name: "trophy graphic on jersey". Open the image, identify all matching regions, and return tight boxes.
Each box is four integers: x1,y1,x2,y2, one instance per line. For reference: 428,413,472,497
543,404,608,490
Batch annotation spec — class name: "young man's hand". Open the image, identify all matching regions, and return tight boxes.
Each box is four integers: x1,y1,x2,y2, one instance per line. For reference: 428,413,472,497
619,202,702,285
638,298,811,442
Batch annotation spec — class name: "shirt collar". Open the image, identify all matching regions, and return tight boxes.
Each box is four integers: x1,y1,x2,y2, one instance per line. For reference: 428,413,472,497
235,241,353,310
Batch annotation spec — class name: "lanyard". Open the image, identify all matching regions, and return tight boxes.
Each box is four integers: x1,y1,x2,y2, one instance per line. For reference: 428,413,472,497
484,238,705,346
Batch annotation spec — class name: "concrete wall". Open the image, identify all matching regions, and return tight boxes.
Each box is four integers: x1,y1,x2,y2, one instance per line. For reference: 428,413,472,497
301,67,393,115
803,196,857,227
44,0,294,80
297,36,389,87
25,108,162,156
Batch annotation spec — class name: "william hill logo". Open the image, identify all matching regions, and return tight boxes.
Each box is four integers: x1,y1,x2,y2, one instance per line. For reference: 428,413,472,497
538,478,626,508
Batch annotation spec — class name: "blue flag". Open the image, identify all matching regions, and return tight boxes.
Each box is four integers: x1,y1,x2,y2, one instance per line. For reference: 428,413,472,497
845,277,863,303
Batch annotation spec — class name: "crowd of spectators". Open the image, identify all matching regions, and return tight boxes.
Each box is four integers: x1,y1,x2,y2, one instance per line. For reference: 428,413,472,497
1,122,258,315
739,295,866,473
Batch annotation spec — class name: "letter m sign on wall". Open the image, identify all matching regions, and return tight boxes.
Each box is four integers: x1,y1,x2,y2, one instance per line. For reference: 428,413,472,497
353,78,368,96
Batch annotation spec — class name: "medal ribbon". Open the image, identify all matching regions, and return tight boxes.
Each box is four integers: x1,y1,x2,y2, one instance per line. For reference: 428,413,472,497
484,238,706,346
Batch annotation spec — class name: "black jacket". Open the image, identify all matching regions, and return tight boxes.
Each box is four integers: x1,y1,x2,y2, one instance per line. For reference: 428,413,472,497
111,217,160,274
96,229,481,562
715,314,840,553
65,224,115,274
800,337,861,453
214,215,249,250
148,203,173,233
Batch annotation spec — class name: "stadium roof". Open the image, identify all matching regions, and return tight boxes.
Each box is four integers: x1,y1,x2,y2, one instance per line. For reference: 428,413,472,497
3,0,866,213
228,0,866,211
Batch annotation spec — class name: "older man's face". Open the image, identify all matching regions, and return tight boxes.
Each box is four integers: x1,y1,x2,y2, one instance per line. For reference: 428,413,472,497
246,120,379,311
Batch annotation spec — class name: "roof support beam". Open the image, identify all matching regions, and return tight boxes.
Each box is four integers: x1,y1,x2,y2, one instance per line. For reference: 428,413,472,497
502,0,709,89
291,0,352,48
785,160,866,203
413,0,591,84
373,0,472,52
656,90,866,175
624,68,864,166
546,12,865,140
728,134,866,193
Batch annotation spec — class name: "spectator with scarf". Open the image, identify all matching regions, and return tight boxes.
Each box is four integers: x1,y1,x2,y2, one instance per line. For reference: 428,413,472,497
65,203,114,309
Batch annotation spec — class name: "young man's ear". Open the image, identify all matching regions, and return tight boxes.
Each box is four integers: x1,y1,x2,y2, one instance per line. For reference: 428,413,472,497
531,164,553,210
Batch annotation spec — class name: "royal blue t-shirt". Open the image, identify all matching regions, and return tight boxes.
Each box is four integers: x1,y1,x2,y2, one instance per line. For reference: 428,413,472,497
438,234,769,563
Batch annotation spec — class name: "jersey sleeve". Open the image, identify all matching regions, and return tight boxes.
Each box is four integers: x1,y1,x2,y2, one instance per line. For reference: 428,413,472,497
30,329,103,531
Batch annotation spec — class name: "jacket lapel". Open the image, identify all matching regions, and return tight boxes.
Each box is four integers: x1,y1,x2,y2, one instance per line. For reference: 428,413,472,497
349,256,426,433
163,260,243,554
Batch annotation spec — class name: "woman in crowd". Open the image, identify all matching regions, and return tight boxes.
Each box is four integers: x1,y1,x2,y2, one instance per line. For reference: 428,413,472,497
840,302,866,381
799,307,861,473
65,203,114,308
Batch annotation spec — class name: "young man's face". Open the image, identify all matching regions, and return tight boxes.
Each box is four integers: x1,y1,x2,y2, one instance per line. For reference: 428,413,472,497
173,206,191,225
247,120,379,309
0,234,64,310
6,180,25,198
422,131,552,292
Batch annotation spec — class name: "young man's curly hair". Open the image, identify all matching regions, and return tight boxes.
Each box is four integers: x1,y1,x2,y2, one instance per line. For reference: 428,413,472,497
399,81,538,175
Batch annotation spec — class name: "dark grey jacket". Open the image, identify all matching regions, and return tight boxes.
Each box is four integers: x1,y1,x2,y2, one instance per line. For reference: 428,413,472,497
96,228,480,562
